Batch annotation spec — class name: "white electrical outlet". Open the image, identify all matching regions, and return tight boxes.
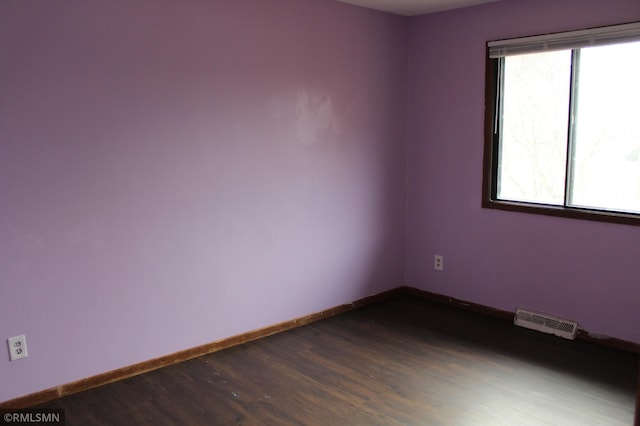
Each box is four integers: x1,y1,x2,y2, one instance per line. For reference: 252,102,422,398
8,335,28,361
434,255,444,271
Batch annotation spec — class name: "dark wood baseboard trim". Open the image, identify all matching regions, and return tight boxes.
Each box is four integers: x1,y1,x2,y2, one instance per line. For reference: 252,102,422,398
636,358,640,426
0,287,405,409
2,285,637,409
404,286,514,322
575,330,640,355
405,286,640,355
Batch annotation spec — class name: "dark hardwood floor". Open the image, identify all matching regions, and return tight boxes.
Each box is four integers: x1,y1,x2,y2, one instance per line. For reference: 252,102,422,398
37,296,638,425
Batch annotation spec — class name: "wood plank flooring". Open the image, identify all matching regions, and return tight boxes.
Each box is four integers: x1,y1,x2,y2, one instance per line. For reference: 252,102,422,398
37,296,638,425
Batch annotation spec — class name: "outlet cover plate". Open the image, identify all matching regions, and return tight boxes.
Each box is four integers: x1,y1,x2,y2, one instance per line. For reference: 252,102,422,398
8,335,28,361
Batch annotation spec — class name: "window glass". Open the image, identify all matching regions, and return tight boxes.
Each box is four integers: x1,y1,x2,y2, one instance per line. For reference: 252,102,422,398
498,50,571,205
570,41,640,214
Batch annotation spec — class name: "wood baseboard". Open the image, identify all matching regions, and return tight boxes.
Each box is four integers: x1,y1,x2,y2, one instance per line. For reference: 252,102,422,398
636,358,640,426
404,286,514,321
405,286,640,355
0,287,405,409
2,285,637,409
575,330,640,355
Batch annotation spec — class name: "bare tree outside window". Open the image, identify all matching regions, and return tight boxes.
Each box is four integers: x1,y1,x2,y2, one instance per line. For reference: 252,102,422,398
499,50,571,205
495,40,640,215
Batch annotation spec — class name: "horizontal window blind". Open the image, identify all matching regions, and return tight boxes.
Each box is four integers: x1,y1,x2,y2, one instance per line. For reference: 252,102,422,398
488,21,640,58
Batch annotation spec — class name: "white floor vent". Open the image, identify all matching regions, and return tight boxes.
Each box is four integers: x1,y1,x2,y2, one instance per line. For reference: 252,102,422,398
514,309,578,340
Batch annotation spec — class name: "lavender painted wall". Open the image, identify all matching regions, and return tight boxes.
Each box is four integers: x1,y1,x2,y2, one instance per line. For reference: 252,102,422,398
406,0,640,344
0,0,407,401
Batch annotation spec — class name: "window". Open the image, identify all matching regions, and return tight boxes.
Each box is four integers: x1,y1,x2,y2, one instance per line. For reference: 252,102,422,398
483,22,640,226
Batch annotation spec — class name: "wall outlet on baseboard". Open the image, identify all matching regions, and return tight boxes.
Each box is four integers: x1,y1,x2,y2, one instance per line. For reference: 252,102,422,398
8,335,28,361
434,255,444,271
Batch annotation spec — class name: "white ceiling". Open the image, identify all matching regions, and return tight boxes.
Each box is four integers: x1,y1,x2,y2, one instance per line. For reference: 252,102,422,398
334,0,502,16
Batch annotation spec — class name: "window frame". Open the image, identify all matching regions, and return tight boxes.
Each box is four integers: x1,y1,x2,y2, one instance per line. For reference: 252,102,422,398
482,24,640,227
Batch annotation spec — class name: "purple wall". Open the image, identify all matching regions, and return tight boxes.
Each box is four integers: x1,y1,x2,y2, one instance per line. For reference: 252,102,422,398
406,0,640,343
0,0,407,402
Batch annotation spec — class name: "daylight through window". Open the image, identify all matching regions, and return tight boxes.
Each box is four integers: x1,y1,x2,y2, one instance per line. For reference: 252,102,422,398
484,22,640,225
